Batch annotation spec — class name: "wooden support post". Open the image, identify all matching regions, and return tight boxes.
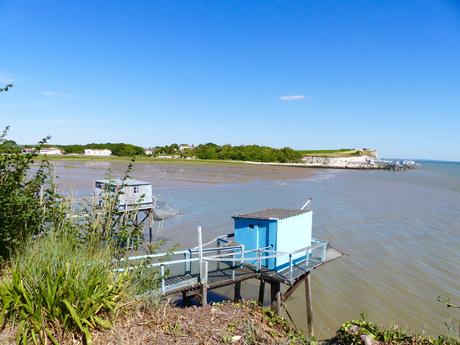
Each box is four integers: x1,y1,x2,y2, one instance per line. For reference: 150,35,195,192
201,259,208,306
148,210,153,243
234,281,242,302
198,226,203,281
304,273,314,337
201,284,207,305
217,240,221,270
270,282,281,314
182,291,190,307
258,280,265,305
160,265,165,294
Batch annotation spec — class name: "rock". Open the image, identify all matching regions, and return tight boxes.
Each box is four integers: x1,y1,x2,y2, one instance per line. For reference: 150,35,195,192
231,335,242,342
302,155,379,169
348,325,360,335
360,334,376,345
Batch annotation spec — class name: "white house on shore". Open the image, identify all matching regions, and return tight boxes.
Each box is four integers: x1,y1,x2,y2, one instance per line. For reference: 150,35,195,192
39,147,62,155
179,144,192,152
84,149,112,156
144,148,154,156
21,147,35,154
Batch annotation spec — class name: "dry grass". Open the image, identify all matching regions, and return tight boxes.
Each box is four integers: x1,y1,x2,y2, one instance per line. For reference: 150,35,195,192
0,301,306,344
92,301,302,345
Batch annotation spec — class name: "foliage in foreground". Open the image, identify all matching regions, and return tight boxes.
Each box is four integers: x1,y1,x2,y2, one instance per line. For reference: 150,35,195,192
0,127,58,261
330,317,459,345
0,232,129,345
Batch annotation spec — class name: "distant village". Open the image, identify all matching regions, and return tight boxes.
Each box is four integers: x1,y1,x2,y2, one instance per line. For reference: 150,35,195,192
21,144,193,158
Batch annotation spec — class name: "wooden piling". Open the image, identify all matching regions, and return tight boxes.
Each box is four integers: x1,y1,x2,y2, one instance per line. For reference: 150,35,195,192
201,284,207,305
234,281,242,302
258,280,265,305
182,291,190,307
304,273,313,337
148,210,153,243
270,282,281,314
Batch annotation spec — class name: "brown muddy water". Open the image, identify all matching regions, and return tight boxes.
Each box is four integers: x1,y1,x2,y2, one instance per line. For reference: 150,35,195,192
53,159,460,339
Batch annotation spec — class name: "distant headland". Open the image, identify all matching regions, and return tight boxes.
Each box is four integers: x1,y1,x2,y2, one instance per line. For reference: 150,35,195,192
0,140,419,170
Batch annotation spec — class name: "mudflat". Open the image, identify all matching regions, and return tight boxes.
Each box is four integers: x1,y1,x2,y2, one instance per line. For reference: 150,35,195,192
51,159,316,186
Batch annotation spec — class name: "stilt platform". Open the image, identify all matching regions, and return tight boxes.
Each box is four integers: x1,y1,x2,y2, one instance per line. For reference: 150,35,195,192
117,230,343,337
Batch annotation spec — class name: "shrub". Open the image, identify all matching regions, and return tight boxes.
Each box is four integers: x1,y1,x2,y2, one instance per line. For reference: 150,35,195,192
333,317,458,345
0,232,129,345
0,127,58,261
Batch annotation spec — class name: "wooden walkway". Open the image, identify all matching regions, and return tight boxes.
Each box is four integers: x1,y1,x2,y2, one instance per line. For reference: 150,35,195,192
160,245,342,296
118,237,343,338
163,266,257,295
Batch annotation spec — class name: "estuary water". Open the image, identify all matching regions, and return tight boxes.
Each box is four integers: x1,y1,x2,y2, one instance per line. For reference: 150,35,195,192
54,160,460,338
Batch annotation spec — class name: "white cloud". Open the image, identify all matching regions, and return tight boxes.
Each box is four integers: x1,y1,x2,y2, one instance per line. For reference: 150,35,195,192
41,90,72,97
279,95,306,101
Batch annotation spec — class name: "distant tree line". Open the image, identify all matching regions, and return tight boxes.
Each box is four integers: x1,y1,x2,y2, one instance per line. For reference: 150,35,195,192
55,143,145,156
191,143,302,163
154,144,180,155
0,142,145,156
1,141,303,162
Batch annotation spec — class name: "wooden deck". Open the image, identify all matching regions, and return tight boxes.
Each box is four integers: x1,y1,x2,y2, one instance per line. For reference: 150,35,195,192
161,245,343,295
164,266,257,295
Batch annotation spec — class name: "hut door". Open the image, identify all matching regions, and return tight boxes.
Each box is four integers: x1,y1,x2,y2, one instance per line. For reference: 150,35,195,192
257,224,269,268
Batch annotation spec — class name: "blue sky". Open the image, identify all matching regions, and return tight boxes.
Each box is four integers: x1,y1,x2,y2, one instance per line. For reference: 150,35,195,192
1,1,459,160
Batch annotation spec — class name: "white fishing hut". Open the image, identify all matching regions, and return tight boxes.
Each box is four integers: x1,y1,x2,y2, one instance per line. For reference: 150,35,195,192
94,178,153,210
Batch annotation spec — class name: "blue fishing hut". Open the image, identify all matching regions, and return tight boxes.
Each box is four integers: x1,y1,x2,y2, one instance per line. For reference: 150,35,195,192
233,208,312,271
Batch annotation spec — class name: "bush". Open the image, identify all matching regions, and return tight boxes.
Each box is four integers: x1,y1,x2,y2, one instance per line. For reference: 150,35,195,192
333,317,458,345
0,232,129,345
0,127,58,261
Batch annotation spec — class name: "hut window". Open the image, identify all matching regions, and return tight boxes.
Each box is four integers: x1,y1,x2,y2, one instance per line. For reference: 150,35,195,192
133,186,140,193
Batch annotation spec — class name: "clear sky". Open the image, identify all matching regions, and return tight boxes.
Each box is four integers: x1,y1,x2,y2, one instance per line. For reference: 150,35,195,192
1,1,459,160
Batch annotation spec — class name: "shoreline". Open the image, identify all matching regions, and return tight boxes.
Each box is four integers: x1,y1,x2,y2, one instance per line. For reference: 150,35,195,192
42,155,419,171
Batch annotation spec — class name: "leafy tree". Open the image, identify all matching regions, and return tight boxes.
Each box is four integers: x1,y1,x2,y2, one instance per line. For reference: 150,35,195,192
0,139,20,153
192,143,302,163
61,144,85,154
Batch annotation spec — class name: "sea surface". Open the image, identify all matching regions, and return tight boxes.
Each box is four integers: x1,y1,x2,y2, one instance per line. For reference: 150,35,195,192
55,160,460,339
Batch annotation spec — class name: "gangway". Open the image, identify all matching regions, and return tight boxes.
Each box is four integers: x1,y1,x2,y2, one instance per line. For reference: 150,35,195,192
116,231,341,298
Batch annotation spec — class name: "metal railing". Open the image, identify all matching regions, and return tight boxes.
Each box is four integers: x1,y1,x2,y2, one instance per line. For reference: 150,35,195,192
116,229,328,294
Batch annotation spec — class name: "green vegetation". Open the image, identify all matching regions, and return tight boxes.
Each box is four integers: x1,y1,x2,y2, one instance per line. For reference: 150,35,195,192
154,143,180,155
0,127,57,261
0,124,161,343
0,139,20,153
153,142,304,162
0,232,129,345
85,143,144,156
31,143,145,156
329,315,459,345
193,143,302,163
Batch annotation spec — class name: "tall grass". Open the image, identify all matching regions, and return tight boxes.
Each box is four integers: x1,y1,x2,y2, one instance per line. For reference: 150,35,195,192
0,232,129,345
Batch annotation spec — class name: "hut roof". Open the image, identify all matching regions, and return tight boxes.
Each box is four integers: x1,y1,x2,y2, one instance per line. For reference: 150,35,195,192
95,178,150,186
233,208,309,220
